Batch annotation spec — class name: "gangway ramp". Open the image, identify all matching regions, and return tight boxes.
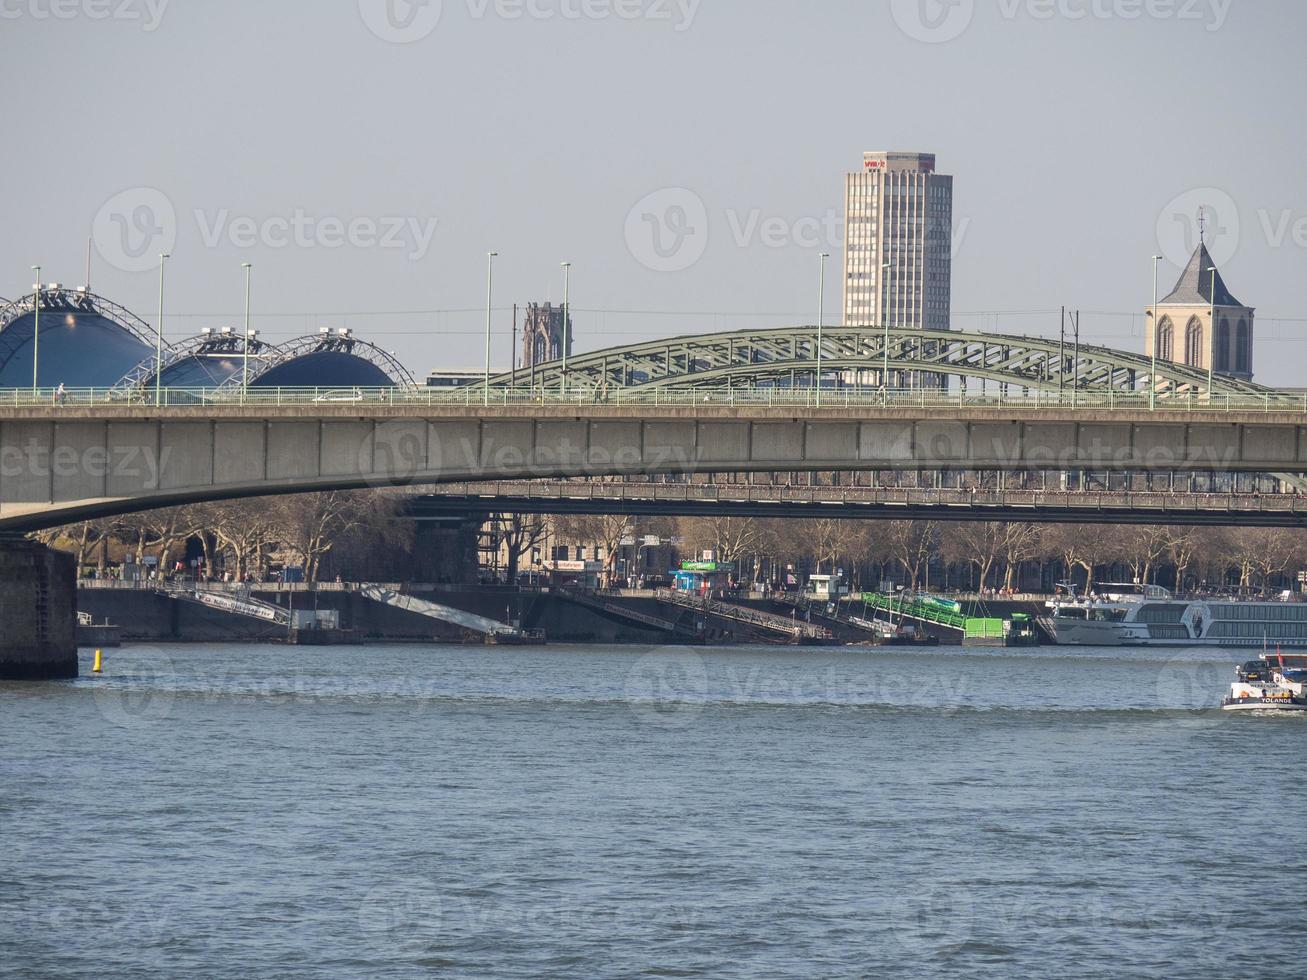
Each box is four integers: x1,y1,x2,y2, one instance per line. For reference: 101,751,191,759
362,586,537,641
654,590,833,642
855,593,1009,643
163,588,290,626
769,592,889,640
563,589,699,638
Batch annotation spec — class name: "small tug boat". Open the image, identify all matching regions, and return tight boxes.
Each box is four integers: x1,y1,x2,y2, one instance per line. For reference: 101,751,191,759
1221,655,1307,712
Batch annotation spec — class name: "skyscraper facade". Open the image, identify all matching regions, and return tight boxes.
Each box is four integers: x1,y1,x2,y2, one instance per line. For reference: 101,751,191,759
842,151,952,332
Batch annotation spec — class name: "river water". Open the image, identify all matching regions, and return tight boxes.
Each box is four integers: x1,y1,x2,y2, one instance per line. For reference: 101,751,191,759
3,643,1304,978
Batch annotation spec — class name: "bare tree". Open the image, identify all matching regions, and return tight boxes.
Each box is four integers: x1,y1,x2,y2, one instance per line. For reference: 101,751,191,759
1163,526,1200,593
498,513,550,583
1115,525,1171,586
1041,524,1115,591
1219,527,1306,594
1000,523,1042,592
268,492,373,582
109,512,154,567
940,522,1007,591
885,520,939,591
552,513,634,588
810,518,856,575
210,501,279,581
676,515,774,572
144,506,202,574
41,519,117,575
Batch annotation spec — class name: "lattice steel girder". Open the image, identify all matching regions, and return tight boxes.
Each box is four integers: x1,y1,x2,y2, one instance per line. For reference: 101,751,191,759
110,332,279,394
488,325,1268,396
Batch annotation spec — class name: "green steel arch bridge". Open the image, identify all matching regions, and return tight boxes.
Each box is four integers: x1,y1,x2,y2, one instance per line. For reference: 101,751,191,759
485,324,1272,398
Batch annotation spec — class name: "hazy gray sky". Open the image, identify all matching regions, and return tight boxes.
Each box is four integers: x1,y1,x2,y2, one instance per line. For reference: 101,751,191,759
3,0,1304,383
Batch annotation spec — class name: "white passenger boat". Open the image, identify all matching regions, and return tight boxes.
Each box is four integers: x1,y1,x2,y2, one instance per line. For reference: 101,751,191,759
1221,658,1307,712
1047,583,1307,648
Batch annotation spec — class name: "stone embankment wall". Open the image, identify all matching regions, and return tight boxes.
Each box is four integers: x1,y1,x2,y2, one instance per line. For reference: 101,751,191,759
76,588,677,645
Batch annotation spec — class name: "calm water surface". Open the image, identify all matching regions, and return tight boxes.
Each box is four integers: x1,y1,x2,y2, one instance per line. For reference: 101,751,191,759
3,642,1305,978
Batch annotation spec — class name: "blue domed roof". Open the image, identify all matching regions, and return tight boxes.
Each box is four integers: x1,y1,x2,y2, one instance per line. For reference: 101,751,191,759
0,301,153,388
157,353,245,388
252,350,397,388
244,333,413,389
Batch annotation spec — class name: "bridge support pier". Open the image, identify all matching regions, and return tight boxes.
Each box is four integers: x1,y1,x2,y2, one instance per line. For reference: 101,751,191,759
0,536,78,680
413,513,485,585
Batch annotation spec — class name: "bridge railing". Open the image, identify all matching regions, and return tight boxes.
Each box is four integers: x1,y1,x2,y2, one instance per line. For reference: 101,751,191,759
4,386,1307,413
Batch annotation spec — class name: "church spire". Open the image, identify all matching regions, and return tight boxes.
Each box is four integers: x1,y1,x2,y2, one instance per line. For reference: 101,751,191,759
1158,242,1244,308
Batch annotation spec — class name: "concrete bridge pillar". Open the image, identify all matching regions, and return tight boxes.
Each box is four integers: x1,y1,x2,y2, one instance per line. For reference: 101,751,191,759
413,513,486,585
0,536,78,680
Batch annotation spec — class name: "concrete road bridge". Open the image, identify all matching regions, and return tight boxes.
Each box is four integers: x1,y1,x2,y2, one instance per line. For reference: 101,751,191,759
5,396,1307,531
3,323,1307,532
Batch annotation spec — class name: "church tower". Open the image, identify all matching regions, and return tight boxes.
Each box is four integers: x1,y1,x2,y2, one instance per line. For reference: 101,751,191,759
1146,242,1255,382
520,302,572,369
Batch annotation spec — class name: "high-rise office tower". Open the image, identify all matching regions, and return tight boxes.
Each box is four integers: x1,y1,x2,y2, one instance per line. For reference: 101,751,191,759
842,151,952,332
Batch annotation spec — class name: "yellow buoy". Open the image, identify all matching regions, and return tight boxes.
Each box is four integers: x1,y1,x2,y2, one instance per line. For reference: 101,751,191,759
92,649,102,673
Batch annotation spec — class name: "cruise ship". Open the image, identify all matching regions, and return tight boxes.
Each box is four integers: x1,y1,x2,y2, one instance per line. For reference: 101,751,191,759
1047,584,1307,648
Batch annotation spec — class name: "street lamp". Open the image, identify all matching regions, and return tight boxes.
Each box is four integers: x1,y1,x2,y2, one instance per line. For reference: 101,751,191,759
155,252,170,407
1150,254,1162,410
30,265,40,394
560,261,571,394
1207,265,1218,395
241,262,253,397
880,261,892,399
817,252,829,406
484,251,498,406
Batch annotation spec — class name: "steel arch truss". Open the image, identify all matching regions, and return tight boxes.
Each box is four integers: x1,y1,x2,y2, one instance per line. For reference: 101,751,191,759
111,331,279,394
487,325,1270,396
213,331,417,390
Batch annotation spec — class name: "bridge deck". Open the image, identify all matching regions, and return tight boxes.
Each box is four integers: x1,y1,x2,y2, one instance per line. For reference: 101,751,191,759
8,397,1307,530
416,481,1307,527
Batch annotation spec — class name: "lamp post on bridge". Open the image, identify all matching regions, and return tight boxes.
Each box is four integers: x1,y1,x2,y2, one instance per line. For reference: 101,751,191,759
30,265,40,395
879,261,892,402
817,252,828,407
1072,310,1080,411
1207,265,1218,396
1150,254,1162,410
155,252,170,407
484,251,498,407
560,261,571,395
241,262,253,401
